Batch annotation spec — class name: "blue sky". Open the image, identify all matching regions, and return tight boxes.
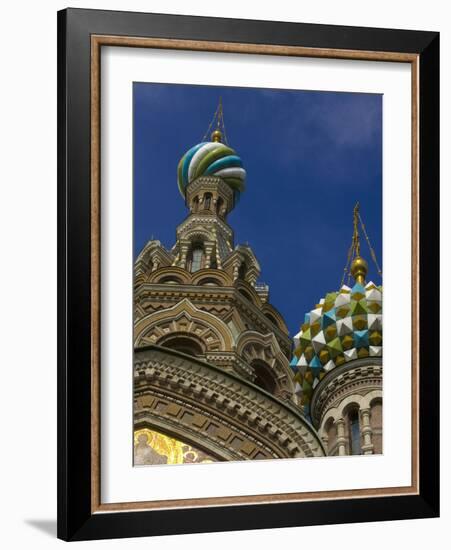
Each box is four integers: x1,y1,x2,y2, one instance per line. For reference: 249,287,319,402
134,82,382,337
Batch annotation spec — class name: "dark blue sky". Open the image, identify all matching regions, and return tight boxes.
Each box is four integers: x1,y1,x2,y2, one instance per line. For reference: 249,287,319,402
134,82,382,337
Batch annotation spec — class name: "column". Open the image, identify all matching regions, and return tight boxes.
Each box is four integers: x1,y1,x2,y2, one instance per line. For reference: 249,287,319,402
232,261,240,281
204,242,214,269
360,408,374,455
179,243,189,269
336,418,347,456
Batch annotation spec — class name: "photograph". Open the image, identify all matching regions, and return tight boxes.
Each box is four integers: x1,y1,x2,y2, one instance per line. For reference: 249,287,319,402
0,0,443,545
132,83,383,465
54,5,439,542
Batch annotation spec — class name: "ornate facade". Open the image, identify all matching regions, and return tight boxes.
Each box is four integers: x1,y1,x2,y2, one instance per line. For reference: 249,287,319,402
133,108,382,464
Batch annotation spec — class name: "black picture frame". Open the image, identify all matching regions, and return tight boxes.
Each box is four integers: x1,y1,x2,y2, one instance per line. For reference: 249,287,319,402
57,7,439,541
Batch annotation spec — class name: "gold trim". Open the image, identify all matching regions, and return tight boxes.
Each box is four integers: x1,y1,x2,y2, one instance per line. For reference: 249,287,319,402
91,36,101,513
96,484,418,513
411,56,420,492
92,35,418,62
90,34,420,514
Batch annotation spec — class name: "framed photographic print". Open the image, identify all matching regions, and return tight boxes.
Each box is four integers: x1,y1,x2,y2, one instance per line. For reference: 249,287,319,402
57,8,439,541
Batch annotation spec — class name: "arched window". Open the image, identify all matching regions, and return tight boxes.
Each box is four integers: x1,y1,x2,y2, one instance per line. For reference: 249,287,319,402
192,196,199,212
238,288,253,302
238,262,247,280
190,246,204,272
264,313,278,327
198,277,221,286
216,197,224,216
157,275,183,285
251,360,277,394
158,336,204,357
204,193,212,210
348,409,361,455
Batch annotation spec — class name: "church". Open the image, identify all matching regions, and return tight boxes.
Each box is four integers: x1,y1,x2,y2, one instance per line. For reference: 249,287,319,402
133,102,383,465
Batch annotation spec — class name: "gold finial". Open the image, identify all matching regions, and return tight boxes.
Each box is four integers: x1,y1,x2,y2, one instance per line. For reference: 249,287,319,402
350,256,368,285
211,129,222,142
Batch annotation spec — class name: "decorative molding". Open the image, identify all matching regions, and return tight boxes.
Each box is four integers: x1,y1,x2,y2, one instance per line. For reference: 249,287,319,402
135,283,292,355
134,346,326,460
311,358,383,429
134,298,234,351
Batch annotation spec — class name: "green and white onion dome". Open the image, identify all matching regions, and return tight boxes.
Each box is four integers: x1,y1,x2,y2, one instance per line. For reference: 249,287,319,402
290,263,382,416
177,131,246,201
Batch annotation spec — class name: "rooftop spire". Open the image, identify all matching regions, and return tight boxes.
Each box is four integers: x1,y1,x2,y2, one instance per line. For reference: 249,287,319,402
350,203,367,285
177,97,246,201
203,97,228,145
341,203,382,287
352,202,361,257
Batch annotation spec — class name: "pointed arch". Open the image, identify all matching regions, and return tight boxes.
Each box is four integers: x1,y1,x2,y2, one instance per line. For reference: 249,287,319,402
134,298,234,352
236,331,295,397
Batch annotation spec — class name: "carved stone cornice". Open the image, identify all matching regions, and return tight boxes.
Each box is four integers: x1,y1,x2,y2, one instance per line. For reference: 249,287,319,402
176,213,234,240
134,346,326,460
134,241,175,278
185,176,234,210
135,283,291,354
310,358,383,429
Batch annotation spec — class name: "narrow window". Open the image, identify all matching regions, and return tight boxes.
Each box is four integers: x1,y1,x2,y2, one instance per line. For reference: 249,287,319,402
327,422,337,455
191,246,204,272
192,196,199,212
349,409,361,455
204,193,212,210
216,197,224,216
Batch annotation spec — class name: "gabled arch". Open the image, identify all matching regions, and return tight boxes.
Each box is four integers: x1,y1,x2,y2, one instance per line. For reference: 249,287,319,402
181,228,211,243
251,359,277,394
261,303,289,334
134,298,234,352
233,279,262,308
223,247,261,285
236,330,282,359
236,331,295,397
234,245,261,272
135,240,174,277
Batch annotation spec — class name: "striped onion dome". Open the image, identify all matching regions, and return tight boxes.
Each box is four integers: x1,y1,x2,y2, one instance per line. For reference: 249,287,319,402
177,139,246,200
290,279,382,416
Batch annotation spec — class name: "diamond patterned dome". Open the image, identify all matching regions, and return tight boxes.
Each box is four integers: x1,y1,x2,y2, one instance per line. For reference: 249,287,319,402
290,280,382,415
